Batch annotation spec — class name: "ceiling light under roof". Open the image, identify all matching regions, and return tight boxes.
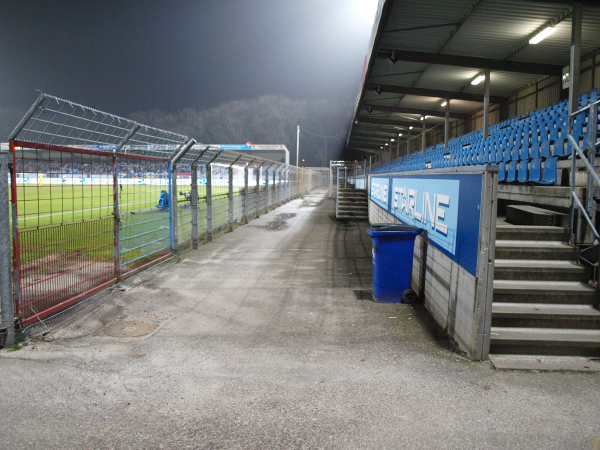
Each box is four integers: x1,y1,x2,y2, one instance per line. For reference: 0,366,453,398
385,143,389,146
441,101,447,107
409,126,413,130
529,26,556,45
387,50,398,66
471,75,485,85
398,133,403,136
391,138,395,142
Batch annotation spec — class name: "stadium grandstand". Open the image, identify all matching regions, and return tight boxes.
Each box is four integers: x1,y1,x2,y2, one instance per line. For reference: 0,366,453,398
346,0,600,369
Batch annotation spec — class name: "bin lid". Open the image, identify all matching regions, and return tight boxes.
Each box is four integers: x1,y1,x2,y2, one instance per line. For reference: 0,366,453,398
367,223,422,236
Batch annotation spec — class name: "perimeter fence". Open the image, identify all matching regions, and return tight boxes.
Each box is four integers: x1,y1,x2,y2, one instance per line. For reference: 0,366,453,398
0,93,328,341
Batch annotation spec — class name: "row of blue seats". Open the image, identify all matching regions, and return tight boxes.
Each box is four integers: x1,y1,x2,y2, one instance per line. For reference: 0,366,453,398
370,88,599,185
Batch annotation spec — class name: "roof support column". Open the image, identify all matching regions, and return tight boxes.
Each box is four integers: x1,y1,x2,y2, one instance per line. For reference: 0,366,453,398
421,119,426,154
568,2,582,129
406,129,411,157
444,99,450,149
483,68,491,139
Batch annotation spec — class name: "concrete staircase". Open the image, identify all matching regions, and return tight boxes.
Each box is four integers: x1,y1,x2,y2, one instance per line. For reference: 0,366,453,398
489,222,600,371
336,187,368,221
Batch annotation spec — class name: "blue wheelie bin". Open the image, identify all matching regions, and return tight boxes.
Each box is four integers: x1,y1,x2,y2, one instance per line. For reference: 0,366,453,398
366,223,422,303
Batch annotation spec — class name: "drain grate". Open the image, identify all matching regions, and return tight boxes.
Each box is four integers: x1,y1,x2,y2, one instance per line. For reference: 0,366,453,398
97,320,158,338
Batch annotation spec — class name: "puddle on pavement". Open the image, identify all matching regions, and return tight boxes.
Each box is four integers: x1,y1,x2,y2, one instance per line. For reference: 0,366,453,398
300,198,325,208
264,213,296,231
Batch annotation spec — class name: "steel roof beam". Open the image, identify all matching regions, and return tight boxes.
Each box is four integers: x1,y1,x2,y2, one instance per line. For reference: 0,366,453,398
378,49,563,76
355,117,425,128
367,84,503,104
362,103,469,119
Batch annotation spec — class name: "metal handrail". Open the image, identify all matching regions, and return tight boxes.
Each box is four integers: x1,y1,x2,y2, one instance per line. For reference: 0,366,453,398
568,100,599,287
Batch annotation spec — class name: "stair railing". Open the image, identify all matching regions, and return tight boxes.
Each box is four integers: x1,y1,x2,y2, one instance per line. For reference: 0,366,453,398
568,100,600,285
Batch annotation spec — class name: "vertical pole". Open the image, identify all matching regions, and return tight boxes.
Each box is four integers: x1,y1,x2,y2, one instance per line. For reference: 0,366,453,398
0,150,14,346
228,166,234,232
444,99,450,149
483,68,491,139
113,153,122,280
278,169,282,206
265,167,270,211
569,2,582,244
396,138,400,161
421,119,426,154
243,165,249,223
10,141,21,324
191,163,199,249
170,161,179,254
407,129,411,156
369,156,372,174
256,164,262,217
586,103,597,220
206,163,213,241
296,126,300,166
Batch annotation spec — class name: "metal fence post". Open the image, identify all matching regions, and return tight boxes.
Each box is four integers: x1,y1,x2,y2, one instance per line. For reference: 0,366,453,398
206,163,213,241
9,141,21,324
256,164,262,217
0,151,14,346
191,163,199,249
170,161,179,254
243,164,249,223
278,168,282,206
265,166,270,211
228,166,234,232
113,154,122,280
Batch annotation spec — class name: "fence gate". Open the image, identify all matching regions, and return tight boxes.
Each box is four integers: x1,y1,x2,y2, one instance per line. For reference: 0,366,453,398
10,144,118,326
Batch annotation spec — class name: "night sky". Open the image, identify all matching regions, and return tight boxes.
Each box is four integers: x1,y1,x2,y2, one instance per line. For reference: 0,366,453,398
1,0,377,153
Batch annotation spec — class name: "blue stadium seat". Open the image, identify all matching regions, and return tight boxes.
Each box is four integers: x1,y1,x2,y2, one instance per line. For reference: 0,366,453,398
506,160,518,182
539,140,550,158
511,145,520,160
519,143,529,160
498,161,507,182
527,158,542,183
517,160,528,183
537,157,558,185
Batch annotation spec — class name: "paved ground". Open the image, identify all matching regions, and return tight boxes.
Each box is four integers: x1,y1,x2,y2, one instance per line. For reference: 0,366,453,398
1,195,600,450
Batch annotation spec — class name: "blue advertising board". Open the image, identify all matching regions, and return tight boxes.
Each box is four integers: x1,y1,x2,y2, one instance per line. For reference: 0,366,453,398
355,177,366,189
370,174,483,275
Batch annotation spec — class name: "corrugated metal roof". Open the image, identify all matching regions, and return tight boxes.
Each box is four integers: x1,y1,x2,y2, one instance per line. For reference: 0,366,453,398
348,0,600,154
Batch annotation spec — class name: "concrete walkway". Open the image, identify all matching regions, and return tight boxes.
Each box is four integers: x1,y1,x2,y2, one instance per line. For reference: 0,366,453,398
1,195,599,449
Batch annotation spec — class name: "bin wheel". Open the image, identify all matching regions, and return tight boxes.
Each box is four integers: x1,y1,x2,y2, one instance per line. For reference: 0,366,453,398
401,289,418,304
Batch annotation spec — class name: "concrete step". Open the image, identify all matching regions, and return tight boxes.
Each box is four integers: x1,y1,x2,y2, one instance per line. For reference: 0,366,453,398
506,205,569,227
337,199,368,205
488,354,600,371
493,280,598,304
489,326,600,356
496,225,569,241
494,259,590,282
492,303,600,329
337,215,368,221
495,240,578,260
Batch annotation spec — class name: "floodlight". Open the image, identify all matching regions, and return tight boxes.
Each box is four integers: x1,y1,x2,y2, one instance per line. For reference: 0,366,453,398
409,126,413,130
391,138,395,142
441,101,447,107
399,133,402,136
529,27,556,44
385,143,389,146
471,75,485,85
387,50,398,66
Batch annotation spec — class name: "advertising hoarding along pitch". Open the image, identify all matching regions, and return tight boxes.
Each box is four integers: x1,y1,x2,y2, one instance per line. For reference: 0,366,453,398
370,174,483,276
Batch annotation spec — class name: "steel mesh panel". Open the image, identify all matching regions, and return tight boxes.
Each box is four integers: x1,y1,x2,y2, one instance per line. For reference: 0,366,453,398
118,157,171,277
11,145,115,325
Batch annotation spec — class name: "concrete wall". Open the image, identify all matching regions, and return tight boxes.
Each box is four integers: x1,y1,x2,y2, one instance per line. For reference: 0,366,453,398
368,167,497,360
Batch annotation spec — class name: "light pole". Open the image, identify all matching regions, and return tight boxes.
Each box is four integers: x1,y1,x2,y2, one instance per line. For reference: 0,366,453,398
296,125,300,166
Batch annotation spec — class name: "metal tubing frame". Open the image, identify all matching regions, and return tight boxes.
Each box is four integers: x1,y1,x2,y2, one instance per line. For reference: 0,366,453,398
228,166,235,232
191,163,199,249
0,150,14,346
206,163,213,241
483,68,491,139
256,163,263,217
